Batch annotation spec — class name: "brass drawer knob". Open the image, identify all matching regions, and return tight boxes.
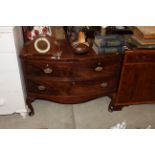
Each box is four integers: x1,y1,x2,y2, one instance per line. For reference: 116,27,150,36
95,66,103,72
100,82,108,88
44,67,53,74
38,85,46,90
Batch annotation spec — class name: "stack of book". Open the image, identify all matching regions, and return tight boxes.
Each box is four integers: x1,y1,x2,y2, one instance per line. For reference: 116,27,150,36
132,26,155,45
92,35,125,54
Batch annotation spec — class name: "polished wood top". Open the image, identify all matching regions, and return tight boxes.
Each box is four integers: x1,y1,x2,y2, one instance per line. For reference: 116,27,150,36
20,37,122,61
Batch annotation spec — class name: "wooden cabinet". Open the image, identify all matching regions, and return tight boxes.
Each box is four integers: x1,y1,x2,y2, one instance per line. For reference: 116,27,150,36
20,38,123,115
109,49,155,111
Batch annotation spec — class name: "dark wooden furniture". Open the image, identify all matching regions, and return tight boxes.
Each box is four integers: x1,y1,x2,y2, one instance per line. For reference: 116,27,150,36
109,49,155,111
20,38,123,115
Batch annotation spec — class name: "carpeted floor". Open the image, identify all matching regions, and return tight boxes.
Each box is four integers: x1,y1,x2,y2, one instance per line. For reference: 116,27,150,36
0,96,154,129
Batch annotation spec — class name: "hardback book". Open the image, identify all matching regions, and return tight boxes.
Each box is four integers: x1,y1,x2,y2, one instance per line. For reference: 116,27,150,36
133,26,155,39
94,39,124,47
94,35,125,47
132,26,155,45
92,43,124,54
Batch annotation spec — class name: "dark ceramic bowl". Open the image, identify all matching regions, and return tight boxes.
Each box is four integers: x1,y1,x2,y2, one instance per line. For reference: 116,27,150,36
72,43,89,54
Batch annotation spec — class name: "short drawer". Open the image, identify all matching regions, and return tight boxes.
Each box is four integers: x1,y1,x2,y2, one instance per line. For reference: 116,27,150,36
0,32,15,53
72,55,122,78
27,77,71,96
73,54,123,71
24,60,72,77
125,50,155,63
70,77,118,96
73,63,121,80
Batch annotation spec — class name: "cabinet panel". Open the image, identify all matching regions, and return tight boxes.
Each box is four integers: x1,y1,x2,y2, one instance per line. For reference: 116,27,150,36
117,63,155,104
126,51,155,63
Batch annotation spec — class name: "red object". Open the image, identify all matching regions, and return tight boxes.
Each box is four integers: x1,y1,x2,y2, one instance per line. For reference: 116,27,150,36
34,30,39,36
27,31,32,40
42,27,47,34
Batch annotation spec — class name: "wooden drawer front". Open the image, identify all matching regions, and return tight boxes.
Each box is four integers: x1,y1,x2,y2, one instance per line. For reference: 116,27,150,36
72,55,122,78
25,60,72,77
71,77,118,96
73,55,122,70
73,63,121,80
27,78,71,96
125,52,155,63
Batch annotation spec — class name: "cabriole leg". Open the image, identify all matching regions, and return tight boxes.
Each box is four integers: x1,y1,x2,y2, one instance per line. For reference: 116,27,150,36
26,97,35,116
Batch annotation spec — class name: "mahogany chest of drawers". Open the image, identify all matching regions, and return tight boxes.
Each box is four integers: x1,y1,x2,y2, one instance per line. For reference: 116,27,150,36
20,39,123,115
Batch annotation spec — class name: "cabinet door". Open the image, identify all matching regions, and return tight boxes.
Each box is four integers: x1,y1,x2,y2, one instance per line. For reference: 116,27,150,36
116,50,155,105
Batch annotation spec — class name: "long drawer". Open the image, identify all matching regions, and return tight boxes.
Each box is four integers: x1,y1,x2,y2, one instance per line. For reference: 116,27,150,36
26,75,118,97
23,54,122,79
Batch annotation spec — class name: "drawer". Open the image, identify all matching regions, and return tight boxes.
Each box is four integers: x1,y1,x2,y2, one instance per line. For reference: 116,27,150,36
73,54,123,71
24,60,72,77
0,32,15,53
125,51,155,63
70,77,118,96
27,77,71,96
0,54,18,71
73,63,121,80
72,55,123,78
0,70,22,92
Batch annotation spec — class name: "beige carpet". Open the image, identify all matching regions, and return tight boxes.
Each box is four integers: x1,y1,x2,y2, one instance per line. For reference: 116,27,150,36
0,96,155,129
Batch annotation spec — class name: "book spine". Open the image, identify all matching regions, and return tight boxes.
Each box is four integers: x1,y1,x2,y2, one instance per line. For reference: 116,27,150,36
95,35,121,40
94,40,124,48
106,40,124,47
92,43,124,54
104,47,124,53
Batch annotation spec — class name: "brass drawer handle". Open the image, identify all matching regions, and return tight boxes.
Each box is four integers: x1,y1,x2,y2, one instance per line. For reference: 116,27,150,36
38,85,46,90
100,82,108,88
44,67,53,74
95,66,103,72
